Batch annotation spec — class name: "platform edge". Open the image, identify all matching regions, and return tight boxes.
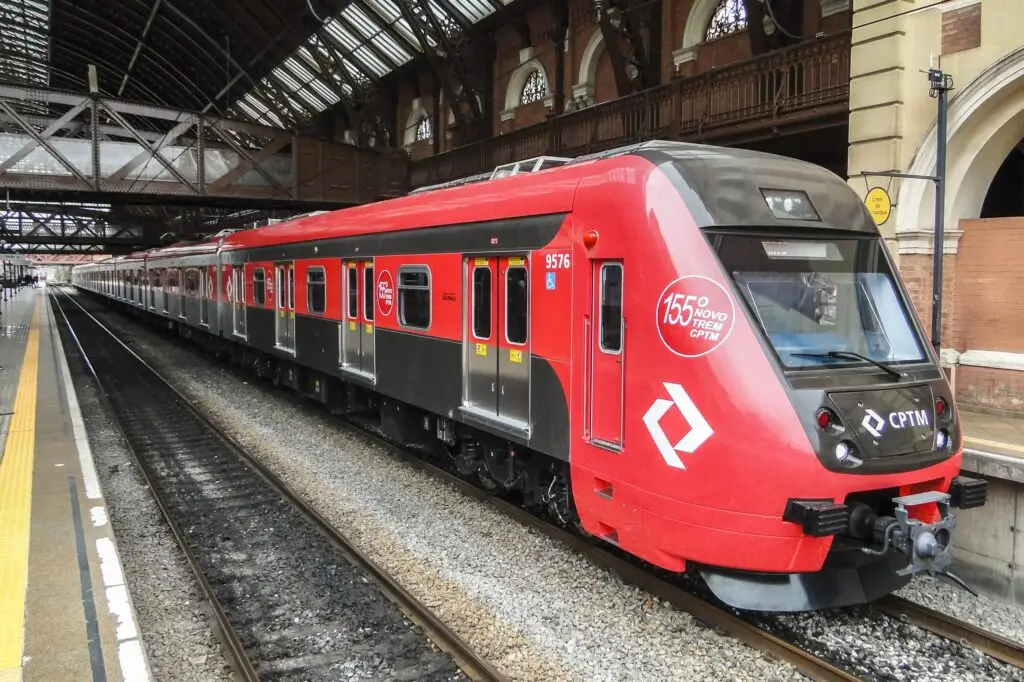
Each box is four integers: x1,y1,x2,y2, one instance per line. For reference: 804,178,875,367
47,293,154,682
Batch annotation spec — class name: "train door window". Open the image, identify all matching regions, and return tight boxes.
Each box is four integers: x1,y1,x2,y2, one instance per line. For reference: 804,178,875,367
347,266,358,319
505,266,528,345
307,266,326,314
589,260,625,449
288,267,295,311
472,266,492,339
398,266,430,329
253,268,266,305
599,264,623,353
496,257,529,428
363,265,374,323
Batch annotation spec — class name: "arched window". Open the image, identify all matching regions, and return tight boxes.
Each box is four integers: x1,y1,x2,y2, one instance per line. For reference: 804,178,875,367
705,0,747,41
415,115,432,142
519,69,547,106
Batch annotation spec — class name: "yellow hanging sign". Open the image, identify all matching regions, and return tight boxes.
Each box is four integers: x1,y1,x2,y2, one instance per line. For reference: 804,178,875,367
865,187,892,226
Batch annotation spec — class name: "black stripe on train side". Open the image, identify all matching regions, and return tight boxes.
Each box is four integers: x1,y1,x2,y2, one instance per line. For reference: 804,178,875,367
243,308,570,460
232,213,567,263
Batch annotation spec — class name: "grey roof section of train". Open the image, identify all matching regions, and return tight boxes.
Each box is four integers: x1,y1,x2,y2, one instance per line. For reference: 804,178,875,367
578,140,876,235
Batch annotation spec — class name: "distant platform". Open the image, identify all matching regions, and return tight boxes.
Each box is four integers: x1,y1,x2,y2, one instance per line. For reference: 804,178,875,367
0,287,151,682
959,409,1024,483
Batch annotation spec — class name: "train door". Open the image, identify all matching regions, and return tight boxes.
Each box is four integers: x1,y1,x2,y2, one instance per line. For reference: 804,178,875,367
232,267,246,337
361,261,375,377
497,256,530,426
339,260,374,378
177,268,186,318
275,263,294,351
462,257,498,414
588,262,624,448
200,268,210,325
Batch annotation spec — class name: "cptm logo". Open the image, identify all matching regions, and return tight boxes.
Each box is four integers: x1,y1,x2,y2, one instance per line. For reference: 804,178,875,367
642,382,713,470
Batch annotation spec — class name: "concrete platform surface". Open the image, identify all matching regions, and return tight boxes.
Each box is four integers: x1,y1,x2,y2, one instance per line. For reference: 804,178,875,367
0,287,152,682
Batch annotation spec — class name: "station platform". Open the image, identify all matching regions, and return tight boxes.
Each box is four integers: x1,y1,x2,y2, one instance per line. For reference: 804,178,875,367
0,287,151,682
959,409,1024,482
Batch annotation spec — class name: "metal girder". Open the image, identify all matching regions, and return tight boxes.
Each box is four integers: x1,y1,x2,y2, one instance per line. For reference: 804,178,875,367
595,0,662,97
397,0,491,145
1,206,144,247
0,84,408,206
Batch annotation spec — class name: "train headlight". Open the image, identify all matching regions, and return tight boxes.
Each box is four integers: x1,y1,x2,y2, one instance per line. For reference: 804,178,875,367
834,441,853,462
936,429,952,451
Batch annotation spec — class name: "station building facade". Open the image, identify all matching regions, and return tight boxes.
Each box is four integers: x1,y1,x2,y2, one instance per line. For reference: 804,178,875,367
848,0,1024,413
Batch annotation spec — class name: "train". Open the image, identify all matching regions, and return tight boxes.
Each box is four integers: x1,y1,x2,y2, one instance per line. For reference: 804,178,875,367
71,140,988,612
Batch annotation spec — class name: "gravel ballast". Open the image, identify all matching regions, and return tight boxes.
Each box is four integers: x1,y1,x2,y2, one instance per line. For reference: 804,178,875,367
81,294,1024,681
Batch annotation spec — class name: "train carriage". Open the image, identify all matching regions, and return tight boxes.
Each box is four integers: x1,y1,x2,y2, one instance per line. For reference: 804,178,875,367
72,140,988,612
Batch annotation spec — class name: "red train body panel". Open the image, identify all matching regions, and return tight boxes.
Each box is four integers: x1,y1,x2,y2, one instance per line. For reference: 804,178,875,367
71,141,988,612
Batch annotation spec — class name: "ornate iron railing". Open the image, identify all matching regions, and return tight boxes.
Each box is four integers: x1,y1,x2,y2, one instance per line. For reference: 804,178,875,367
409,33,850,188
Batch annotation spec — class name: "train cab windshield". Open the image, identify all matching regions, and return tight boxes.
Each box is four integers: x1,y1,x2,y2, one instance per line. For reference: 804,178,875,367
712,234,928,372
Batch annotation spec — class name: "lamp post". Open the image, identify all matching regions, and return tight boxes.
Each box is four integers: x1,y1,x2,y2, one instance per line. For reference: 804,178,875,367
927,66,954,354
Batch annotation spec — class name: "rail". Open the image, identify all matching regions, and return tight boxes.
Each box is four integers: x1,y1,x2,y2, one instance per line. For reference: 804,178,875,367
51,287,506,682
409,33,850,188
877,596,1024,669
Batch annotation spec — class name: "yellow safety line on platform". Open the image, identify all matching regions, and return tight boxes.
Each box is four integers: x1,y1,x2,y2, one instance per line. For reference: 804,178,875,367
0,298,41,682
964,435,1024,456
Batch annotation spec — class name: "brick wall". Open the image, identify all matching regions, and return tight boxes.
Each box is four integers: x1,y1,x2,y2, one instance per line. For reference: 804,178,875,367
952,218,1024,353
900,218,1024,412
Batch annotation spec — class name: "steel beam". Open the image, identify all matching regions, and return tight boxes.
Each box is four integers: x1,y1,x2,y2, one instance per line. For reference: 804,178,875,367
0,84,408,206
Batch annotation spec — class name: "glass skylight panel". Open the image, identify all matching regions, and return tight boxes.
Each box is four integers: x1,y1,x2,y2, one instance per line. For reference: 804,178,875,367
352,47,389,77
340,5,412,64
364,0,421,50
448,0,495,24
0,0,52,87
325,19,364,53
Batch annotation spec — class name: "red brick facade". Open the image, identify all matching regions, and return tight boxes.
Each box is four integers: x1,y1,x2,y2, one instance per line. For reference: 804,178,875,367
900,218,1024,412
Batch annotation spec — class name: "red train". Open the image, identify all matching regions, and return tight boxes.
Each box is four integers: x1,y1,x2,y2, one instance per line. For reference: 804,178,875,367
71,141,987,612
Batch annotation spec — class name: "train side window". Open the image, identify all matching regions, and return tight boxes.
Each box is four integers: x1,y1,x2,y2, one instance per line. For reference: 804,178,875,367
506,266,528,345
307,267,326,314
364,266,374,322
599,263,623,353
253,268,266,305
347,266,358,319
398,266,430,329
472,267,491,339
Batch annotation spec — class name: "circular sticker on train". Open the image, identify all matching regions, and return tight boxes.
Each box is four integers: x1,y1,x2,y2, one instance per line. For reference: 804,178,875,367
377,270,395,316
656,275,736,358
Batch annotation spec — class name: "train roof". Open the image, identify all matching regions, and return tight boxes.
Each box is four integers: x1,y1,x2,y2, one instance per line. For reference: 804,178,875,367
77,140,862,268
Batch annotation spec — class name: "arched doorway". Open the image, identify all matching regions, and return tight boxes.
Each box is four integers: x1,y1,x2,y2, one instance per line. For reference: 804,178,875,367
980,139,1024,218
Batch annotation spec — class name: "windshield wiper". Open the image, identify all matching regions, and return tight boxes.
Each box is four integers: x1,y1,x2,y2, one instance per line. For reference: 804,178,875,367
790,350,902,380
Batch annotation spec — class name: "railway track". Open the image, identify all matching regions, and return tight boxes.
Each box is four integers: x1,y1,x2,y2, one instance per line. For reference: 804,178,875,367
876,595,1024,670
50,288,506,682
64,287,1024,681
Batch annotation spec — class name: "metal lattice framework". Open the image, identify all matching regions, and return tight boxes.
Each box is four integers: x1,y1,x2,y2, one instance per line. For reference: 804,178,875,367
0,0,534,252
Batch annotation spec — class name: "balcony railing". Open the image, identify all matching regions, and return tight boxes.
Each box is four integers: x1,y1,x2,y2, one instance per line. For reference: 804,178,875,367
409,33,850,188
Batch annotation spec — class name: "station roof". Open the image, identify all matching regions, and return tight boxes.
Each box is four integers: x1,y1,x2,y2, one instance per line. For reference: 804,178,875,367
0,0,514,130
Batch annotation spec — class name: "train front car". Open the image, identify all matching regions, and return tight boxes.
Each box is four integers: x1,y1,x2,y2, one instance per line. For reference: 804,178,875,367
568,141,987,612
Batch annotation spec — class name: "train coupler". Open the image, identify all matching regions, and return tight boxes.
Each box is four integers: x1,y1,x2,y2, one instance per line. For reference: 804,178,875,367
860,490,958,577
